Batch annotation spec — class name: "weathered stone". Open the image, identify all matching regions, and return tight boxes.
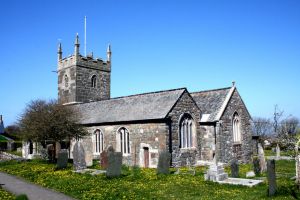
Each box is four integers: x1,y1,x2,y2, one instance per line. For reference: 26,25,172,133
157,150,170,174
253,157,261,176
100,151,108,169
47,144,55,162
82,137,93,167
106,152,122,177
73,141,86,171
230,159,239,178
296,155,300,188
267,159,277,196
57,149,68,169
39,148,48,160
258,143,267,172
276,144,280,158
205,163,228,182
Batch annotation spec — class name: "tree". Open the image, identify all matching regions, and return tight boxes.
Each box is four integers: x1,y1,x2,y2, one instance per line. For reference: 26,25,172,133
18,99,88,149
252,117,272,145
4,124,21,140
273,104,284,135
277,117,299,151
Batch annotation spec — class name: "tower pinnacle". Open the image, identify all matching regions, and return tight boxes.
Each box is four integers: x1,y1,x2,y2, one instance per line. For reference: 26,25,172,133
57,42,62,62
74,33,80,56
107,44,111,62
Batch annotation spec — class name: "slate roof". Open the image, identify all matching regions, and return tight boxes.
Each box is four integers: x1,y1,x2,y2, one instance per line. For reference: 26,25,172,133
191,87,231,122
72,88,186,124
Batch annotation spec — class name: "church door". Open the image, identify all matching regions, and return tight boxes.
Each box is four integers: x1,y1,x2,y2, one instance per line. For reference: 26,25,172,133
143,147,149,168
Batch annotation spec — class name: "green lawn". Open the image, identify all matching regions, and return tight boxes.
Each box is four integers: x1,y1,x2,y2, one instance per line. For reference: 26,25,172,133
0,159,298,200
0,187,15,200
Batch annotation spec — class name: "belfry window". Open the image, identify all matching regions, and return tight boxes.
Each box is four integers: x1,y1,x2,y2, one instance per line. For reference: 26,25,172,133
91,75,97,88
64,74,69,88
233,113,241,143
179,114,195,148
117,127,130,155
93,129,103,154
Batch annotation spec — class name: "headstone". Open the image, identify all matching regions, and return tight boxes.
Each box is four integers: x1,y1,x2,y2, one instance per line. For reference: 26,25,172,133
47,144,55,162
267,159,277,196
253,157,261,176
230,158,239,178
106,151,122,177
157,150,171,175
276,144,280,159
205,163,228,182
246,171,255,178
100,151,108,169
82,137,93,167
73,141,86,171
296,155,300,188
258,143,267,173
55,142,61,159
57,149,68,169
39,148,48,160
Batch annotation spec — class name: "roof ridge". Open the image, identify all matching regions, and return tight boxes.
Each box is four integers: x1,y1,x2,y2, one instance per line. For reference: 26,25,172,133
74,87,187,105
191,87,231,94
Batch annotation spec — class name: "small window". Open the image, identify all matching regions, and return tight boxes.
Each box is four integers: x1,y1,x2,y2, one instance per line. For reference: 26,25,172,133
117,127,130,155
64,74,69,88
91,75,97,88
233,113,241,143
179,114,195,148
93,129,103,154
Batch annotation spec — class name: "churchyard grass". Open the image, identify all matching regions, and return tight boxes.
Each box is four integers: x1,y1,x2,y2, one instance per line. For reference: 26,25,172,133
0,187,15,200
0,159,299,200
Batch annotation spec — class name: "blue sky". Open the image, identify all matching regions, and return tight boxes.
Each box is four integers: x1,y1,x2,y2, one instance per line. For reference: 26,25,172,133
0,0,299,126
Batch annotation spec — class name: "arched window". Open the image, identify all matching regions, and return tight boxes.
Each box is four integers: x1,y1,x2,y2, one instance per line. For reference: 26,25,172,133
179,114,195,148
93,129,103,154
117,127,130,155
91,75,97,88
64,74,69,88
233,113,241,143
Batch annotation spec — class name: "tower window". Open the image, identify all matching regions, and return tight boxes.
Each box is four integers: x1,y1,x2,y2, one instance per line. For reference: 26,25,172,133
179,114,195,148
91,75,97,88
64,74,69,88
233,113,241,143
117,127,130,155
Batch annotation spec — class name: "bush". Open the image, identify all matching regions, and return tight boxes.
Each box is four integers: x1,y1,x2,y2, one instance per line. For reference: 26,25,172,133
15,194,28,200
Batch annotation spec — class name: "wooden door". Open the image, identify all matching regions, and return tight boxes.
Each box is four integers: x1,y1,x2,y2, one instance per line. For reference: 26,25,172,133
143,147,149,168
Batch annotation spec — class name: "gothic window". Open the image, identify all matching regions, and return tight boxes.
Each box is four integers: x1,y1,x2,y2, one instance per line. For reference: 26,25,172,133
93,129,103,154
64,74,69,88
117,127,130,155
179,114,195,148
233,113,241,143
91,75,97,88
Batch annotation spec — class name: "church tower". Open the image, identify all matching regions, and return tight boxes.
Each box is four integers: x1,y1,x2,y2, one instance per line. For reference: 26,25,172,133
57,34,111,104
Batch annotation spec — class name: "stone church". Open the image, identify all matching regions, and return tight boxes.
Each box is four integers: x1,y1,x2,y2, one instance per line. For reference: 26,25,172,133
24,34,253,167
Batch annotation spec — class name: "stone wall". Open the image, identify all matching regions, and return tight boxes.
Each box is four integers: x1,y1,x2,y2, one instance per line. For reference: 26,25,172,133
218,89,252,163
84,122,169,168
200,125,215,160
167,91,202,166
58,55,111,104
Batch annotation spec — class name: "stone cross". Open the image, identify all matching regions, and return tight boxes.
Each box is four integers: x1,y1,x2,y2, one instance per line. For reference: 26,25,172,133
106,151,122,178
230,158,239,178
56,149,68,169
258,143,267,173
276,144,280,159
73,141,87,171
267,159,277,196
157,150,170,175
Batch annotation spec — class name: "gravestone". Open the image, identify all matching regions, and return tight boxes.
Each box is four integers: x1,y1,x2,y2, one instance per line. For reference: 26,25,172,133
267,159,277,196
296,155,300,188
57,149,68,169
39,148,48,160
47,144,55,162
157,150,170,175
230,158,239,178
106,151,122,177
253,157,261,176
276,144,280,159
73,141,86,171
100,146,114,169
100,151,108,169
258,143,267,173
